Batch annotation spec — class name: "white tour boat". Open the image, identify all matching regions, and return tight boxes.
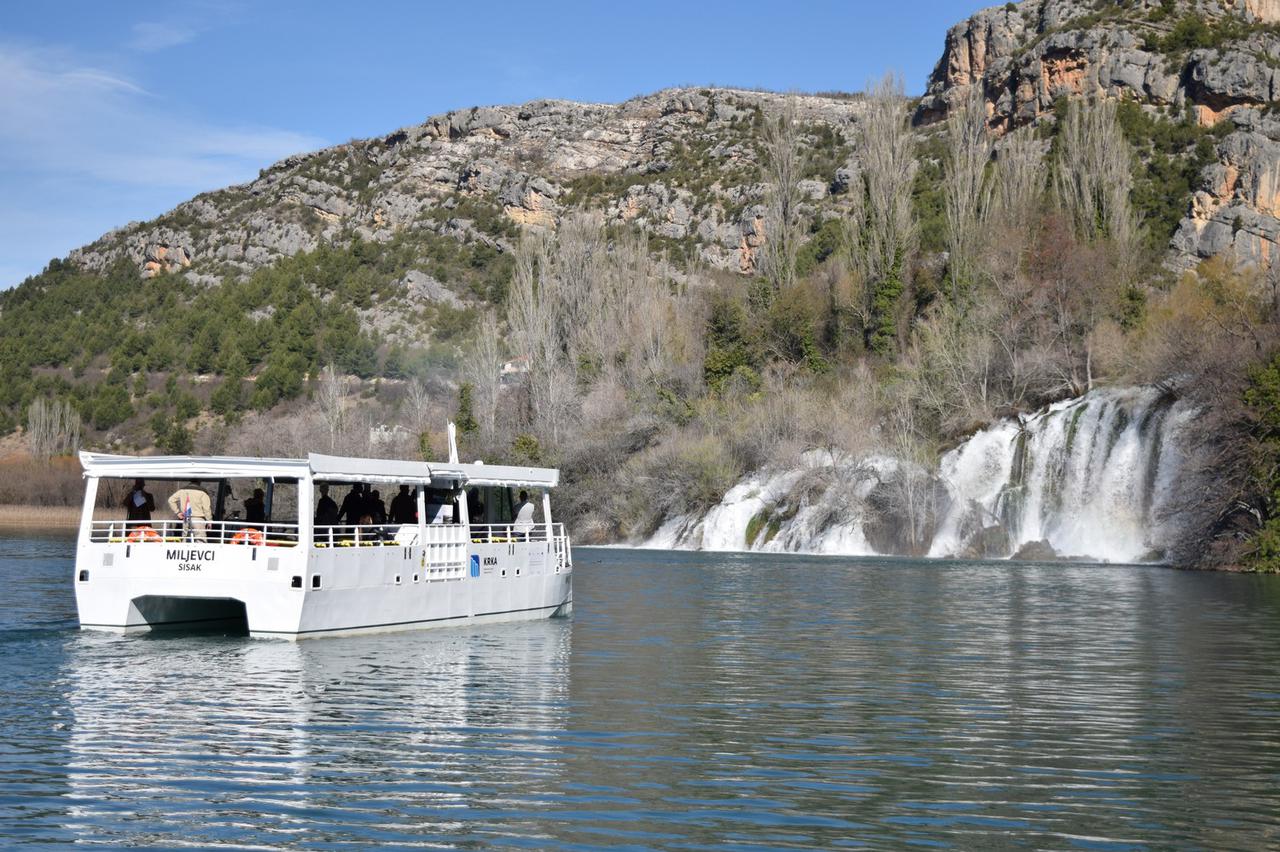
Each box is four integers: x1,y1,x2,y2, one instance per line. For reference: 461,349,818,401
73,449,573,639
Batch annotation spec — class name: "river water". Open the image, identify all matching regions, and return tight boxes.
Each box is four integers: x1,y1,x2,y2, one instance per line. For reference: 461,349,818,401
5,534,1280,848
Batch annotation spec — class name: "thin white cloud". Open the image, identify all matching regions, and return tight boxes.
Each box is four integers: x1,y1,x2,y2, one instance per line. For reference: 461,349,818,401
0,44,323,188
0,42,326,285
128,21,200,52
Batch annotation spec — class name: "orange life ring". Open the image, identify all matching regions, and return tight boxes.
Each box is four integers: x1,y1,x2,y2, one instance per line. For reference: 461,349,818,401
126,526,162,542
231,528,266,546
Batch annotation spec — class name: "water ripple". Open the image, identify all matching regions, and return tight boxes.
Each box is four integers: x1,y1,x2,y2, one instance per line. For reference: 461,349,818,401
3,539,1280,847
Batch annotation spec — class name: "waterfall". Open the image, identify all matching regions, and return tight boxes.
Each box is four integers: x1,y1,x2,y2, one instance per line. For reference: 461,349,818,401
930,387,1194,562
642,387,1196,563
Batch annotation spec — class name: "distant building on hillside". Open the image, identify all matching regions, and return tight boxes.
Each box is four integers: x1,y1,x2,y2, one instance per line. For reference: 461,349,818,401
369,424,409,447
501,355,530,384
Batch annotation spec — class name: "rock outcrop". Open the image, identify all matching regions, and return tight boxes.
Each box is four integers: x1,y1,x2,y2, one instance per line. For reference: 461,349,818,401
916,0,1280,268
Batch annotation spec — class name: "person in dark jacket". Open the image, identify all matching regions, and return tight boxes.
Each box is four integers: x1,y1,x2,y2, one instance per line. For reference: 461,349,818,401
124,479,155,523
389,484,417,524
314,484,339,526
244,488,266,524
337,483,365,525
368,490,388,525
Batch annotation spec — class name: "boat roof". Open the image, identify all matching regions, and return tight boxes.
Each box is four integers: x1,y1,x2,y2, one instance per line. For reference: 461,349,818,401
78,451,560,488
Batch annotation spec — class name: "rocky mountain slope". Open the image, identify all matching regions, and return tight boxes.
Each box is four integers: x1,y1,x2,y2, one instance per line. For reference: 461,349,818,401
916,0,1280,267
70,89,863,288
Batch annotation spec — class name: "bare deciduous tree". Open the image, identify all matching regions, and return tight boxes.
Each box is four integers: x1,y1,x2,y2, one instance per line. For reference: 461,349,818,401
463,312,505,443
761,96,804,295
508,229,577,445
315,364,350,452
883,389,937,555
850,74,918,353
550,210,607,366
26,398,81,462
403,377,436,459
993,130,1045,228
1055,99,1141,283
944,85,992,304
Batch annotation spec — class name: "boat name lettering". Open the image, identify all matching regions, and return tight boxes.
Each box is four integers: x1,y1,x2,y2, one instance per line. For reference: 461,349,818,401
483,556,499,566
167,549,216,562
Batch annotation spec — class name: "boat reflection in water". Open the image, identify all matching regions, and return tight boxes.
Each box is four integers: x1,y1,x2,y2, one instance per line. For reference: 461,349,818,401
61,620,571,847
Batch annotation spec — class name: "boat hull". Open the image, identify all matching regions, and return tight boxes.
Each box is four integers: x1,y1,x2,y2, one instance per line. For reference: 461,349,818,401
74,536,573,640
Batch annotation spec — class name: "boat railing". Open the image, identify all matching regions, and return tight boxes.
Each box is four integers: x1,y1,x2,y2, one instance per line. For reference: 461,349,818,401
312,523,466,548
467,522,566,544
89,519,300,546
89,519,571,562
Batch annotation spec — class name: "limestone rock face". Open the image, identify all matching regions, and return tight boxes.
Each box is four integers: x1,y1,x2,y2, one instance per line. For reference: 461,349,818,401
1240,0,1280,23
141,243,191,277
1172,111,1280,266
915,0,1280,268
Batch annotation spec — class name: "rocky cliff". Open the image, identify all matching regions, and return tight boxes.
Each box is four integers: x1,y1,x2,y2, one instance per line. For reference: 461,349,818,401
916,0,1280,267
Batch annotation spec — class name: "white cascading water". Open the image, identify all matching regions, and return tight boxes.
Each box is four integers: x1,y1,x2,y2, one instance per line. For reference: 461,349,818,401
643,387,1196,563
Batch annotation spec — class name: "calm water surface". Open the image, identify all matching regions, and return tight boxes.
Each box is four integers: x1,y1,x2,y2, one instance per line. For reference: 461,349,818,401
3,535,1280,849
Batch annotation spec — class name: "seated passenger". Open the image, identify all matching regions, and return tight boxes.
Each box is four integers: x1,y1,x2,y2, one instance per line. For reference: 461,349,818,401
244,488,266,524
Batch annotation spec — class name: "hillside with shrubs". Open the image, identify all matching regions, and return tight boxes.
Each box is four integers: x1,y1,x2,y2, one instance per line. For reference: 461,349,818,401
8,0,1280,569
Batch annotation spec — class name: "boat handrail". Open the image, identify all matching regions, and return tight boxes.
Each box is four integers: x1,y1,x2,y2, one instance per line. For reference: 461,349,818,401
466,522,565,544
89,518,300,545
87,519,570,549
311,523,467,548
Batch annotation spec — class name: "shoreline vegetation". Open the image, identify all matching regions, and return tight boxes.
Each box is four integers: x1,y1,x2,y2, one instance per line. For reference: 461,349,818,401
0,505,112,528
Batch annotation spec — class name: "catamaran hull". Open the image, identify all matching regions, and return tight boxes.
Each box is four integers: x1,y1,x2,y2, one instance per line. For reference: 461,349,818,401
74,538,573,640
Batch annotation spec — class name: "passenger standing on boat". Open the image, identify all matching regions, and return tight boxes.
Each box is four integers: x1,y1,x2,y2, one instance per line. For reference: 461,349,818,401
314,484,339,526
244,488,266,524
337,483,364,525
123,479,155,524
368,490,388,525
167,480,212,541
389,484,416,524
513,490,535,538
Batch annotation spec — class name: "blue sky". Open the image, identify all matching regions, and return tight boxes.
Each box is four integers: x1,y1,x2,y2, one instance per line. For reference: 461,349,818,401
0,0,987,288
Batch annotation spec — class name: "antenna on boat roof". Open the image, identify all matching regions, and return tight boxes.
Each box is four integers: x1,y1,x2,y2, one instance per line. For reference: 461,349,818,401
447,421,459,464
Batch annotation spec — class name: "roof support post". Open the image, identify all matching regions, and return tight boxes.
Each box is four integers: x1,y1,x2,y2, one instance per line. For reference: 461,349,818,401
416,485,427,549
298,477,313,549
542,490,552,543
78,476,99,550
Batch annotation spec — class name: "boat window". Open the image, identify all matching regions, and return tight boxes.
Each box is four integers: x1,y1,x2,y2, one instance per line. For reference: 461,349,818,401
424,488,458,523
466,485,514,525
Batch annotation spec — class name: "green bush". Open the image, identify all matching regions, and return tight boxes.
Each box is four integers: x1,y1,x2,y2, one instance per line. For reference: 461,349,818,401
703,291,756,392
90,384,133,430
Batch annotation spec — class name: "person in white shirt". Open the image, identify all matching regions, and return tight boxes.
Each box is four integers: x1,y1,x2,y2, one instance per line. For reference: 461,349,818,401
513,490,536,538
